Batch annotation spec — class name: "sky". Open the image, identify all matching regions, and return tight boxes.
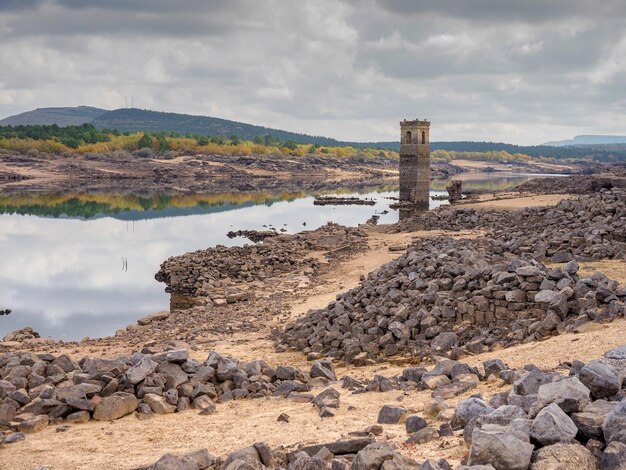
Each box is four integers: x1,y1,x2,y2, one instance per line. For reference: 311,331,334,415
0,0,625,145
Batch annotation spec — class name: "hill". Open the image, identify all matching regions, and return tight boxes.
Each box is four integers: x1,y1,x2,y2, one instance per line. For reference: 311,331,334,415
92,108,343,146
544,135,626,146
0,106,107,127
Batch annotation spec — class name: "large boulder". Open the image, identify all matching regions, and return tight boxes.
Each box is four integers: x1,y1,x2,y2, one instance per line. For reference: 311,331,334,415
124,357,158,385
532,377,591,415
93,392,138,421
377,405,408,425
579,360,622,399
530,403,578,446
603,400,626,445
530,442,596,470
468,429,534,470
599,441,626,470
451,398,494,430
352,442,395,470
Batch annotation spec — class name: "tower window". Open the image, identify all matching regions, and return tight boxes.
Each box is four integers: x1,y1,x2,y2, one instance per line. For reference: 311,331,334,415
406,131,412,144
421,131,426,144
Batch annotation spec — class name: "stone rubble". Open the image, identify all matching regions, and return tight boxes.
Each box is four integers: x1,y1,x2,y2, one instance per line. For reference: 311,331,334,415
278,235,624,365
155,223,368,308
0,348,335,442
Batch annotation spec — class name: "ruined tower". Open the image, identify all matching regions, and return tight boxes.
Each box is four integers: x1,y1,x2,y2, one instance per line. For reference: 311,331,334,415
399,119,430,208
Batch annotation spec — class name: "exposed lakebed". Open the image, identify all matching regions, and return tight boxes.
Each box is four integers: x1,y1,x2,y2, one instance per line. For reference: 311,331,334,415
0,173,555,340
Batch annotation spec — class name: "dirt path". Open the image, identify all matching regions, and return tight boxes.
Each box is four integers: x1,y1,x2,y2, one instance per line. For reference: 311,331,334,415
458,193,575,210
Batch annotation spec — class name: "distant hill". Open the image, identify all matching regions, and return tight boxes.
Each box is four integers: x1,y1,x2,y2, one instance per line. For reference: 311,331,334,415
544,135,626,146
0,106,107,127
92,108,344,146
4,106,626,162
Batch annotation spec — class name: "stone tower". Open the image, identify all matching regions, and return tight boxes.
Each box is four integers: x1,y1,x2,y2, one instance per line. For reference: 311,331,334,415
399,119,430,208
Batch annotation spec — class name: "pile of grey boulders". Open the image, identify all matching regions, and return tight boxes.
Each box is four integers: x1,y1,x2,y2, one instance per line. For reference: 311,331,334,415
452,344,626,469
136,438,450,470
155,222,368,304
278,236,625,365
395,188,626,263
0,347,336,442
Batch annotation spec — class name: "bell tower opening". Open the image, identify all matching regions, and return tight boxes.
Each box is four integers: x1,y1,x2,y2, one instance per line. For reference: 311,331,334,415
406,131,412,144
421,131,426,144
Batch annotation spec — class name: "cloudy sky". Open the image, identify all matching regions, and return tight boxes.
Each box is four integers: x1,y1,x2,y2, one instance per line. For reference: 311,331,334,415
0,0,625,144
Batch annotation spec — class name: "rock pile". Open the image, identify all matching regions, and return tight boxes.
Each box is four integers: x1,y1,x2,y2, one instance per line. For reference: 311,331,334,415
138,439,445,470
2,327,39,342
0,348,336,442
396,188,626,263
156,223,368,307
278,236,625,365
452,344,626,469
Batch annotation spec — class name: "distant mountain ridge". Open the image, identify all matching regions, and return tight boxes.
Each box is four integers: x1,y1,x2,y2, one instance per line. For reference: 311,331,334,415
544,135,626,146
0,106,107,126
3,106,626,162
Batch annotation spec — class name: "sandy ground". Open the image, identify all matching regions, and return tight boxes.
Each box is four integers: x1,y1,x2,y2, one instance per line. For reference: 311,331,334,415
448,159,574,174
2,195,624,469
458,193,575,210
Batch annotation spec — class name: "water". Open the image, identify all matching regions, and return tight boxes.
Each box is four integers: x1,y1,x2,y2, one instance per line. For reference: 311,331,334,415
0,172,554,341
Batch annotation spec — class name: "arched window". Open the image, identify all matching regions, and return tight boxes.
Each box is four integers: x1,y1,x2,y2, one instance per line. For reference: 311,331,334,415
405,131,412,144
421,131,426,144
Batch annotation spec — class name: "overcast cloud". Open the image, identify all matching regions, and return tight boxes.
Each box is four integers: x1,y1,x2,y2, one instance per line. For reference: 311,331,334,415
0,0,625,144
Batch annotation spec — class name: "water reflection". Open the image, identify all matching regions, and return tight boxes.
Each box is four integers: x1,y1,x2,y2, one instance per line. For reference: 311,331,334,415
0,172,555,341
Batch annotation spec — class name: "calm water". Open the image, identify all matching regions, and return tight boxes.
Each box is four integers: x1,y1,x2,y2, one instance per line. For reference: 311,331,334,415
0,173,553,340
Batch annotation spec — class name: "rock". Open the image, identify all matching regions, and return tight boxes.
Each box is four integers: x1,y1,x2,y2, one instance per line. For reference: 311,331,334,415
310,361,336,381
513,369,547,396
483,359,507,379
431,332,458,354
603,399,626,445
277,413,290,423
599,441,626,470
531,403,578,446
377,404,408,424
313,388,340,409
405,426,439,444
222,446,261,469
124,357,158,385
144,393,176,414
4,432,25,444
468,429,534,470
18,415,49,433
93,392,138,421
0,403,16,425
571,399,616,440
533,376,591,415
451,397,494,430
137,311,170,326
66,410,90,424
405,415,428,434
352,442,395,470
531,442,596,470
297,438,375,457
579,360,622,399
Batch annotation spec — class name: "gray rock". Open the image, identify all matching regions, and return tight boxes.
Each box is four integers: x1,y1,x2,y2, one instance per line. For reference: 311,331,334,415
579,360,622,399
533,376,591,415
603,399,626,445
93,392,138,421
405,426,439,444
531,403,578,446
222,446,261,469
4,432,25,444
605,345,626,361
514,369,547,396
144,393,176,414
468,429,534,470
313,388,340,409
531,442,596,470
599,441,626,470
124,357,158,385
352,442,395,470
405,415,428,434
451,397,494,430
310,361,336,381
377,404,408,424
571,399,617,440
148,453,200,470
